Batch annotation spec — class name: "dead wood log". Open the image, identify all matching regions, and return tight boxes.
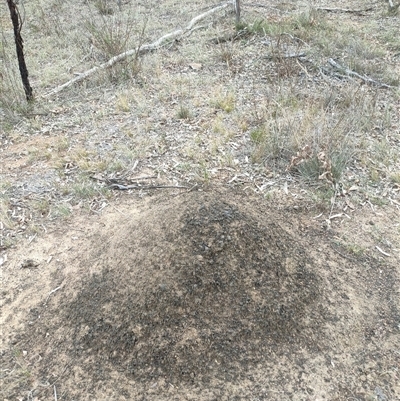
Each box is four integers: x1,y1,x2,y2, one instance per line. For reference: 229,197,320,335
45,2,231,97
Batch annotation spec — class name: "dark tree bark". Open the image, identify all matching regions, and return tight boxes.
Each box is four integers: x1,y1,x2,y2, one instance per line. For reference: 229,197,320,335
6,0,33,101
234,0,241,24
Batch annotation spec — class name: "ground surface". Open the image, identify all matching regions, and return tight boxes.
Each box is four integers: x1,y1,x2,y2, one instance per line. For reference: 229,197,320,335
1,189,400,400
1,0,399,400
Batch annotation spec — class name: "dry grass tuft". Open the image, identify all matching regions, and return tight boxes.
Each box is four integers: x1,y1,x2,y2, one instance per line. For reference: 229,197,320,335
211,91,236,113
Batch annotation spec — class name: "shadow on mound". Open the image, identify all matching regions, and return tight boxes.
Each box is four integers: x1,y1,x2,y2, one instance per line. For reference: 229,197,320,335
63,193,323,384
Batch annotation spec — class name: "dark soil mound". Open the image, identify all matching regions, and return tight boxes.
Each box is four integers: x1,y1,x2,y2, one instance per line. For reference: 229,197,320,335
59,192,323,385
4,190,399,401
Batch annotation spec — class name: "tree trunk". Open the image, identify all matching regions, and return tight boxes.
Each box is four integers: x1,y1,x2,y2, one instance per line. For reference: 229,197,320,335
234,0,241,24
6,0,33,101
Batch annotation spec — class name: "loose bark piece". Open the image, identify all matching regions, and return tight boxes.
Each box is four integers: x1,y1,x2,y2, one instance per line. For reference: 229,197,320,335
45,2,231,96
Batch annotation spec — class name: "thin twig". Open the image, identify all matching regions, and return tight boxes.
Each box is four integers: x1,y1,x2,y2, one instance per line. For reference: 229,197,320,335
172,183,199,197
28,233,37,244
281,32,309,47
296,58,312,79
44,285,63,304
25,362,72,400
110,175,158,182
375,246,391,257
245,3,278,9
110,203,124,214
265,52,306,60
331,245,358,262
328,187,338,219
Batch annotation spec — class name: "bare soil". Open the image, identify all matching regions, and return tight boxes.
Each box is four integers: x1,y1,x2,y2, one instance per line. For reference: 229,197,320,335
1,189,399,400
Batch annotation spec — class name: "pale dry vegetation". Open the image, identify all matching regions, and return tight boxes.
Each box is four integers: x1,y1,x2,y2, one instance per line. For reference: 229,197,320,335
1,0,399,244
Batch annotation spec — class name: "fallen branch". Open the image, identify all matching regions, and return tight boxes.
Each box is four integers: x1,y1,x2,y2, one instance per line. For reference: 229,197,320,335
45,2,231,96
316,6,374,14
91,175,189,190
265,52,306,60
90,174,158,183
327,58,394,89
109,184,189,190
245,3,287,9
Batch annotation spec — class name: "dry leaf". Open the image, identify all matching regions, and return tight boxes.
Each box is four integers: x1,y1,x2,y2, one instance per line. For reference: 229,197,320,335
318,151,334,184
286,145,312,171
